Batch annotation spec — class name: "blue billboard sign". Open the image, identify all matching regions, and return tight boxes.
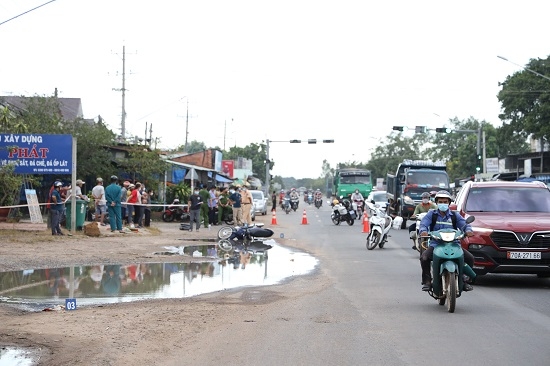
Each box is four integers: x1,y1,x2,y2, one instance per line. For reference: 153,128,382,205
0,134,73,174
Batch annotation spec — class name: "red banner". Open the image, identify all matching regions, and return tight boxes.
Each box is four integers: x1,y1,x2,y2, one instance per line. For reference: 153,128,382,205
222,160,234,178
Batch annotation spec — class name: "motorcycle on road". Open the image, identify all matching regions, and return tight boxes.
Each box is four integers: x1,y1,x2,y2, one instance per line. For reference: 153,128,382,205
331,197,356,226
365,200,395,250
424,215,477,313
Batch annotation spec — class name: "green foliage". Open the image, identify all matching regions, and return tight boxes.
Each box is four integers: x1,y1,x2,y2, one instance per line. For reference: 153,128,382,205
120,147,168,188
498,56,550,145
166,182,191,203
0,163,23,207
223,142,268,182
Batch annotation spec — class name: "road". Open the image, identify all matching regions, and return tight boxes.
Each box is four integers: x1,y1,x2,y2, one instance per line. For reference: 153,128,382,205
187,202,550,366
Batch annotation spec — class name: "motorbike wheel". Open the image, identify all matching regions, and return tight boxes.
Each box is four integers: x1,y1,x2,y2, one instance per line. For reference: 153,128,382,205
346,218,354,226
366,231,380,250
218,226,234,240
162,212,175,222
446,271,457,313
331,214,341,225
224,219,235,225
217,239,233,252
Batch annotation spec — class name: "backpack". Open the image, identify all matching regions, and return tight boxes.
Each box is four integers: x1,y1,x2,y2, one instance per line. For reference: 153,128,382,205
430,210,457,231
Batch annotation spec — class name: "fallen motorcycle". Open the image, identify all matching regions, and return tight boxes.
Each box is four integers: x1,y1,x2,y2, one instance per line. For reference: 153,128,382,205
217,223,274,252
162,199,190,222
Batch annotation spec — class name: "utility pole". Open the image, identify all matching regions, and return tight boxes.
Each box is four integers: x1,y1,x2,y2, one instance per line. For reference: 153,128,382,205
112,45,135,140
184,99,189,152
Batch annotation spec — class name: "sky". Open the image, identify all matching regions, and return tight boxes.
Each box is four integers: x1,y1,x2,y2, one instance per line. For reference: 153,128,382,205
1,0,549,179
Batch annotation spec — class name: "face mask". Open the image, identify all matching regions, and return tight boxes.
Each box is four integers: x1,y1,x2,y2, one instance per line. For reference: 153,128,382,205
194,191,199,195
229,190,235,194
437,203,449,211
422,199,429,204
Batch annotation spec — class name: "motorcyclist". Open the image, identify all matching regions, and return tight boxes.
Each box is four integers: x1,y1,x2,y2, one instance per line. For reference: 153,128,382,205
350,189,365,216
289,188,300,209
418,190,475,292
408,192,437,250
314,189,323,205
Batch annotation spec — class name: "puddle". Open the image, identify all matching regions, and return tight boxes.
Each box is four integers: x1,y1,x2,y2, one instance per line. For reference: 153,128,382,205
0,347,35,366
0,240,318,312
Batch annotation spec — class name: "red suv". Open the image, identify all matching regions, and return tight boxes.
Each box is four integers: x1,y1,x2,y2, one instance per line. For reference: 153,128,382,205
451,180,550,277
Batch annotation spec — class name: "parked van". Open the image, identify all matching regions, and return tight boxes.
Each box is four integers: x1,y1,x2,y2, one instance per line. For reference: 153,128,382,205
250,190,268,215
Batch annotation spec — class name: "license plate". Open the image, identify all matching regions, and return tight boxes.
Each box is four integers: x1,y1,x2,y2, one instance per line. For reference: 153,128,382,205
507,252,541,260
349,210,355,215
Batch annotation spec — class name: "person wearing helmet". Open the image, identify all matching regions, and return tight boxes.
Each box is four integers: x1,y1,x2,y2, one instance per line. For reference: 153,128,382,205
418,190,475,292
408,192,438,249
50,181,65,236
429,190,438,202
105,175,124,233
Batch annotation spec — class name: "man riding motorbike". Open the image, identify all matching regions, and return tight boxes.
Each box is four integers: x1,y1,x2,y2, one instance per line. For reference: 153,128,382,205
350,189,365,217
408,192,437,249
418,190,475,292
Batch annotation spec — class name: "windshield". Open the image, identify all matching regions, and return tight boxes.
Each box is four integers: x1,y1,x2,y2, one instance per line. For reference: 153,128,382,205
340,173,371,184
372,192,386,202
407,171,449,188
465,187,550,212
251,192,263,200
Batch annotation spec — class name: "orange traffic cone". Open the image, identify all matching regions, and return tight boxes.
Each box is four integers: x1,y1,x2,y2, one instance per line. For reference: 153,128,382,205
362,213,370,233
271,210,278,225
301,209,309,225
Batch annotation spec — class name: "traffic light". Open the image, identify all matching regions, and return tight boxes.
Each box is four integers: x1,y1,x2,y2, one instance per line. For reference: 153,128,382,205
289,139,301,143
476,154,482,173
435,127,451,133
393,126,404,131
308,139,317,144
415,126,427,133
322,139,334,143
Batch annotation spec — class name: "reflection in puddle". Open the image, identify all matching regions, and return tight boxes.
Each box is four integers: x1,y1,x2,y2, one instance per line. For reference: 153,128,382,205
0,240,317,312
0,347,34,366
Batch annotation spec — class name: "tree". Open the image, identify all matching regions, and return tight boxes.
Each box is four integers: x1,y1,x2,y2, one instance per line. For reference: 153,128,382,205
498,56,550,147
223,142,268,182
120,147,168,188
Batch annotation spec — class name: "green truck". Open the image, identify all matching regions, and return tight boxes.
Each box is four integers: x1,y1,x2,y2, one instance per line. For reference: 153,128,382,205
333,168,373,199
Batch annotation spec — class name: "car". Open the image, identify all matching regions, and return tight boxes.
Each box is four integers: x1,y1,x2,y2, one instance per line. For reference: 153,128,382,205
367,190,387,210
249,190,268,215
452,180,550,277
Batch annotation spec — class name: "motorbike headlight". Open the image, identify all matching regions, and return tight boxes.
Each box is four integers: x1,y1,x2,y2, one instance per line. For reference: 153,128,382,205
439,232,456,242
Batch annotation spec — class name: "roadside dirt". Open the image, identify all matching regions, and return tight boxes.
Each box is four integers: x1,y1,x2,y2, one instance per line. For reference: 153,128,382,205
0,214,326,365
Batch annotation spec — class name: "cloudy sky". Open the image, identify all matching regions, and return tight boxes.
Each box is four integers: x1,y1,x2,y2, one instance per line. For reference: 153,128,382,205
1,1,549,179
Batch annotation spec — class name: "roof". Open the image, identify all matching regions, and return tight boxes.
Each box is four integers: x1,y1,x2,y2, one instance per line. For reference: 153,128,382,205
0,95,83,121
466,180,548,189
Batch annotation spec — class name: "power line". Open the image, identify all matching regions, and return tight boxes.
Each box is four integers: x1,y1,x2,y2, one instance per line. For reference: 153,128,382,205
0,0,57,27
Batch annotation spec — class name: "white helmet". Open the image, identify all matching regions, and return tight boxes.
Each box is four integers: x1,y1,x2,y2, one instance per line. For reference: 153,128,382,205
434,190,452,201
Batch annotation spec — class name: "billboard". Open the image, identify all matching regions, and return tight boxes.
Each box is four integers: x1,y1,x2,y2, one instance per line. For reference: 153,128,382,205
222,160,234,178
0,134,73,174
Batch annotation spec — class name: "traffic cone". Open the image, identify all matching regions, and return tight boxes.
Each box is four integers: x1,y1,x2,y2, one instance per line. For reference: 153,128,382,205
362,213,370,233
271,210,278,225
301,209,308,225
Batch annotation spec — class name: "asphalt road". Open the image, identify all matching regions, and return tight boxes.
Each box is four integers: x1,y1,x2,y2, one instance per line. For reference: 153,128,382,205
188,202,550,366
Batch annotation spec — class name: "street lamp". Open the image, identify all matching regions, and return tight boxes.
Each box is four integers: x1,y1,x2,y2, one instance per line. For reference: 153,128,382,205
497,55,550,82
264,138,335,196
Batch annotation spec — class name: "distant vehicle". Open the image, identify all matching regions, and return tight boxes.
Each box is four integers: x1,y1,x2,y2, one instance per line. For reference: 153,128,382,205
386,160,450,229
452,180,550,277
367,190,387,210
333,168,373,200
250,190,267,215
298,187,307,195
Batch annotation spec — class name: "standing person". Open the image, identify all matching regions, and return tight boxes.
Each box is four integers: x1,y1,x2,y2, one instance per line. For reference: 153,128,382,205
228,186,243,226
138,188,148,227
240,185,253,225
67,179,89,201
199,185,210,229
271,190,277,212
126,184,138,226
188,187,203,232
49,181,65,236
120,181,129,222
208,186,218,226
104,175,124,233
144,189,153,227
217,187,231,224
92,178,107,226
133,183,143,228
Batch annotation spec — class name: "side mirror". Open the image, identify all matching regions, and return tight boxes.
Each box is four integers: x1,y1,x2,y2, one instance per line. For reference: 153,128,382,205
371,199,376,204
465,215,475,224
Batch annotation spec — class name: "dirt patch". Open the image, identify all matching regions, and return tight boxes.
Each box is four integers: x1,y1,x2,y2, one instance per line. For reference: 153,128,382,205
0,215,324,365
